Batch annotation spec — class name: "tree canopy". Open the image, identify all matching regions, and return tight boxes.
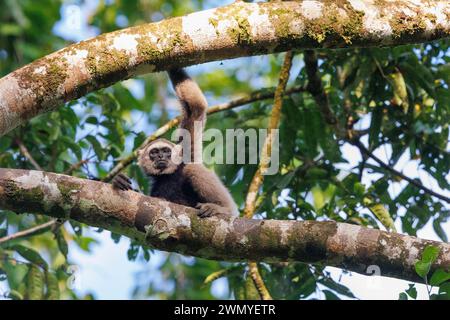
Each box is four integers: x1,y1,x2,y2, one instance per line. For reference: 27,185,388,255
0,0,449,300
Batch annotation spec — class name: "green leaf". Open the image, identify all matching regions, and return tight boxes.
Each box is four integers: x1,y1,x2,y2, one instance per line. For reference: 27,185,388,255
61,136,82,160
369,203,397,232
142,247,151,262
10,244,48,269
276,170,296,189
27,265,44,300
127,243,140,261
45,271,60,300
86,135,105,160
320,277,355,298
353,182,366,198
110,233,121,244
415,261,432,279
436,63,450,85
74,236,98,252
398,292,408,300
69,221,83,236
438,282,450,299
8,289,24,300
0,136,12,153
400,59,436,98
430,269,450,287
422,245,440,263
405,284,417,299
415,246,440,278
323,289,341,300
85,116,98,125
0,24,22,36
433,219,448,243
60,107,79,129
56,230,68,258
133,131,147,150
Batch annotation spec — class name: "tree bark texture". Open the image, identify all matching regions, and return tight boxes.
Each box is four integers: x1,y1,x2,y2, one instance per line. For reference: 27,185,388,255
0,168,448,283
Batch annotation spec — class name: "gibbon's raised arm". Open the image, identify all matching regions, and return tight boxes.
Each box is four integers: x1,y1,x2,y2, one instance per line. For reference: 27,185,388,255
168,69,207,162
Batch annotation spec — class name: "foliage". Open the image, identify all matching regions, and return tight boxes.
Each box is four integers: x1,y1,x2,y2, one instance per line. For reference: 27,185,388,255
0,0,448,300
399,245,450,300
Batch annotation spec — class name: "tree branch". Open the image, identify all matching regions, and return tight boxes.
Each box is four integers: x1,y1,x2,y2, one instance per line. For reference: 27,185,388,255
0,169,448,284
248,262,272,300
304,50,338,128
0,220,57,245
242,51,294,300
64,159,89,175
303,50,450,204
15,138,43,171
0,0,448,136
244,51,294,217
353,140,450,204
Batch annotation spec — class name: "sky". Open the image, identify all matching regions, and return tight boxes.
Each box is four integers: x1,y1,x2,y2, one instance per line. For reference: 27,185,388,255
2,0,448,300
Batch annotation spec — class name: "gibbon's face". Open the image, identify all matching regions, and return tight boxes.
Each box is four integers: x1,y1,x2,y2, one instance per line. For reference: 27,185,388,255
138,139,181,176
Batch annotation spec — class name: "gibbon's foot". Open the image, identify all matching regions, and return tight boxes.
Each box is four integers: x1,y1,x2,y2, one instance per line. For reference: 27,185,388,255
112,173,133,191
196,203,228,218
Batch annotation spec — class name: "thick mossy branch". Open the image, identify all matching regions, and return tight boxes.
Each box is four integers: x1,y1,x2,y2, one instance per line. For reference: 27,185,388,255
0,0,449,136
0,168,448,283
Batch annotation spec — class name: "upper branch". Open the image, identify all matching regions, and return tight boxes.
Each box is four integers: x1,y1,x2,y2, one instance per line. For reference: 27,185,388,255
0,168,448,284
0,0,449,136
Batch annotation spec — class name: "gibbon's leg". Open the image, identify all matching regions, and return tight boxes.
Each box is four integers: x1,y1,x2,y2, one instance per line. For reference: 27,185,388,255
184,164,239,217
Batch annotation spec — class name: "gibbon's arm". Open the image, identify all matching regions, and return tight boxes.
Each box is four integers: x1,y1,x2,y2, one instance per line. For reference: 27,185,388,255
168,69,207,162
184,164,239,217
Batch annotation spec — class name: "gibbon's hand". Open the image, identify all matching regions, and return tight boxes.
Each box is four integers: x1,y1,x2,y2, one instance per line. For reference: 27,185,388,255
196,203,230,218
112,173,133,191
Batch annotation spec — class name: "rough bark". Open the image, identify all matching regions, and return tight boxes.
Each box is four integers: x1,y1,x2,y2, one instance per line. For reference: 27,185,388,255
0,168,448,283
0,0,449,136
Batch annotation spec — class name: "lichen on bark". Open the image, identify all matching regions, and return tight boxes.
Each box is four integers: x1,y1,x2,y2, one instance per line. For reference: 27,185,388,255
0,169,449,283
303,1,365,46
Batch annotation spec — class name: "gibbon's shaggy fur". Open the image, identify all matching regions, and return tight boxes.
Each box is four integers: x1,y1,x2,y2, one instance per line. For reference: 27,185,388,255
113,69,238,217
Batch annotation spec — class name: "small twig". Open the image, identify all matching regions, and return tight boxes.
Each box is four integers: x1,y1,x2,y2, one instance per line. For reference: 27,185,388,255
248,262,272,300
64,159,89,175
243,52,294,218
0,220,57,245
243,51,294,300
15,137,43,171
304,50,339,130
353,140,450,203
103,84,306,182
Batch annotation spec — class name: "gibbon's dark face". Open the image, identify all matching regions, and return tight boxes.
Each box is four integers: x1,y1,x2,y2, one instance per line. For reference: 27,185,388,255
150,146,171,169
138,139,181,176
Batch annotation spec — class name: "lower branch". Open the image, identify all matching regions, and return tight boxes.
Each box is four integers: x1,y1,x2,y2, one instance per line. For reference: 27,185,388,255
248,262,272,300
15,138,43,171
0,219,57,244
0,168,448,283
353,140,450,204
